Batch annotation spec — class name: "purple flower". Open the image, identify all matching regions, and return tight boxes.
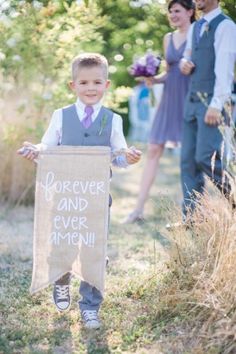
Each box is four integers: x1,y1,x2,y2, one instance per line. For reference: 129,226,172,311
129,53,161,78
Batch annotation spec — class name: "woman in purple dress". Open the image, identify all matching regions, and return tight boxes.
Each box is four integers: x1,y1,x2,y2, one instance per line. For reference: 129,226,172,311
125,0,195,223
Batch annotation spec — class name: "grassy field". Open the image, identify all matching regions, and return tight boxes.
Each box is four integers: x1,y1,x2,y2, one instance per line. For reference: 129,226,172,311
0,148,235,354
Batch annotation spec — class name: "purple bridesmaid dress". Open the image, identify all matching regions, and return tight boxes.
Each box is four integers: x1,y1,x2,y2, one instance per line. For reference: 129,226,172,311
149,34,189,145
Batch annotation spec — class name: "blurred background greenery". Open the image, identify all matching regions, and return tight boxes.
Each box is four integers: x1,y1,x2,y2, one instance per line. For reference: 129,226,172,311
0,0,235,202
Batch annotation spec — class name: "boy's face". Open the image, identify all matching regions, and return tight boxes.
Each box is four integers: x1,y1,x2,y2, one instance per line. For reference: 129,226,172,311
70,66,110,106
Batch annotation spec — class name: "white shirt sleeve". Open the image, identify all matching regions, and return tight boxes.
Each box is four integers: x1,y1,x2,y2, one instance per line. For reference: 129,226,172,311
41,109,62,146
110,113,128,151
110,113,129,168
210,19,236,110
183,23,194,60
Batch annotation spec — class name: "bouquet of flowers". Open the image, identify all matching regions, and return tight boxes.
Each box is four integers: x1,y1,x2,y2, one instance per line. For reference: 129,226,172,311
129,52,161,106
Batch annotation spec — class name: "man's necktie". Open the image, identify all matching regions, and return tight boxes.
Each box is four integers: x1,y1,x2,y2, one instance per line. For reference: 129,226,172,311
195,18,207,44
82,105,94,128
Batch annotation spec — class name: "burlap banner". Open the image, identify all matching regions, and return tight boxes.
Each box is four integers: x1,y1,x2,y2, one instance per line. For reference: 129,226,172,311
30,146,111,295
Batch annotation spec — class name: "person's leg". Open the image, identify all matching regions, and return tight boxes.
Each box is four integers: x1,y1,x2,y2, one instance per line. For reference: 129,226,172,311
125,143,165,223
79,281,103,312
79,205,110,328
181,116,205,217
53,272,71,312
195,106,231,199
79,281,103,329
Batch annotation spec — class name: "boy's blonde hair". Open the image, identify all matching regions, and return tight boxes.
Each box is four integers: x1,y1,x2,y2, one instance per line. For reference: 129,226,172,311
71,53,109,81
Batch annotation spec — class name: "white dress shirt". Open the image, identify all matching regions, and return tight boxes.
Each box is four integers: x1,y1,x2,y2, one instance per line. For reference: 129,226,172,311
183,7,236,110
40,98,129,167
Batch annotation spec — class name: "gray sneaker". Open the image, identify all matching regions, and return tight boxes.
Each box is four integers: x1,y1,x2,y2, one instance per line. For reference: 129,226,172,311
82,310,101,329
53,284,71,312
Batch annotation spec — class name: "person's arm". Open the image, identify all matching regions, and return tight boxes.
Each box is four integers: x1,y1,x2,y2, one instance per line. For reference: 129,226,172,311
17,109,62,160
180,23,195,75
40,109,62,146
155,32,170,83
205,19,236,125
145,33,170,87
210,19,236,110
111,113,141,167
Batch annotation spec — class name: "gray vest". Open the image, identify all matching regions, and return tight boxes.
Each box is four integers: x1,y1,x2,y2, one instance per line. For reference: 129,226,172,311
61,104,113,146
189,13,228,95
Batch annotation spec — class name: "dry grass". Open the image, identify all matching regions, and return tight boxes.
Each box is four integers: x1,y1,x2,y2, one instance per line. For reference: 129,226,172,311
164,184,236,353
0,79,49,203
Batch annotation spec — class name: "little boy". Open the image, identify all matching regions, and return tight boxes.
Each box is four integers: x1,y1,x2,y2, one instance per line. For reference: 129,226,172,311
18,53,141,329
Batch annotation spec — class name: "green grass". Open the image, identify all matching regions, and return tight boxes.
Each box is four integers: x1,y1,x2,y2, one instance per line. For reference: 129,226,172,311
0,149,226,353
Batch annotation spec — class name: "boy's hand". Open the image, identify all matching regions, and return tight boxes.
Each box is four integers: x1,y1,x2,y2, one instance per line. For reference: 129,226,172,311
17,141,39,161
126,146,142,165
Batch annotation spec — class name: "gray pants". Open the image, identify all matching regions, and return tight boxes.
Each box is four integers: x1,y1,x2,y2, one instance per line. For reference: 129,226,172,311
181,95,231,216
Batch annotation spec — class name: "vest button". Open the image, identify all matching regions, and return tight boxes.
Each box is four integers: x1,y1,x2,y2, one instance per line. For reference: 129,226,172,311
84,133,89,137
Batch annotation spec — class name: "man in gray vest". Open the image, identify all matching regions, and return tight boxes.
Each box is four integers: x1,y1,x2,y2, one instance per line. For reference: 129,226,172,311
179,0,236,219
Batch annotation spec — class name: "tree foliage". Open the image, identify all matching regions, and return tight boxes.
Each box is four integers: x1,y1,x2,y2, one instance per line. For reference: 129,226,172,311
0,0,235,118
0,1,107,110
95,0,169,87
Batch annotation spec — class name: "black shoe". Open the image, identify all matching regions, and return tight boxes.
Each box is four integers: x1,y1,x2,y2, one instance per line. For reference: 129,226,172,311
53,284,71,312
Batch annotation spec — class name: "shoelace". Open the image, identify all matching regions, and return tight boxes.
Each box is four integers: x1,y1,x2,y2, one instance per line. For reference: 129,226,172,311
83,310,98,322
55,285,69,300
